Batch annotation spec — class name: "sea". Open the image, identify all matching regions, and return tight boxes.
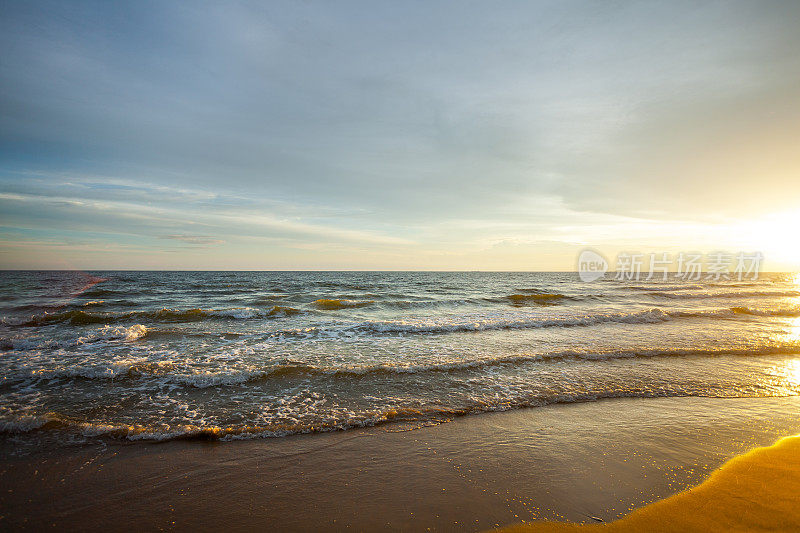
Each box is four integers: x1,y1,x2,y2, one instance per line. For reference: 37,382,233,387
1,271,799,446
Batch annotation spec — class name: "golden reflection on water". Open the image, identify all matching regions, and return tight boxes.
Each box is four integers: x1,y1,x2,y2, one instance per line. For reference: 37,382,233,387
772,272,800,392
785,359,800,390
783,273,800,342
762,357,800,396
781,316,800,343
779,269,800,392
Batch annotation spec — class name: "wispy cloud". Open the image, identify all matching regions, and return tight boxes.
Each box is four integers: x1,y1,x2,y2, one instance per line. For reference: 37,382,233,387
0,183,414,248
158,234,225,246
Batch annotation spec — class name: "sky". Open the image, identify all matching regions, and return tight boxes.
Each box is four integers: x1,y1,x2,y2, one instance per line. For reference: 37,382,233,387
1,0,799,270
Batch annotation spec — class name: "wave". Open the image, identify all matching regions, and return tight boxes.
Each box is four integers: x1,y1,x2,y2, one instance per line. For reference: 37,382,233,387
379,297,496,310
18,358,177,381
76,324,148,343
267,308,729,339
369,295,565,310
180,343,800,385
9,306,302,326
514,288,563,294
1,326,228,351
3,386,796,442
265,305,301,317
12,339,800,387
730,306,800,317
507,293,567,304
622,284,705,291
0,408,456,441
643,290,800,299
311,299,375,310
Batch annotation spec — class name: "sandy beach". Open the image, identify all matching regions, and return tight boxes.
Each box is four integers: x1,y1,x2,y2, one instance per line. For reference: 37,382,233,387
500,433,800,532
2,395,799,531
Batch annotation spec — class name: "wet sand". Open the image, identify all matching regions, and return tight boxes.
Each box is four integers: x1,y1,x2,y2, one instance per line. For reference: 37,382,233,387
499,433,800,532
2,396,800,531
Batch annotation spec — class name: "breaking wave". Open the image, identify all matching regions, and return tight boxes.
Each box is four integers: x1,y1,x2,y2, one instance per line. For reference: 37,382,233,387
11,341,800,388
311,299,375,310
643,290,800,299
3,383,796,443
76,324,148,343
9,306,302,326
265,307,775,339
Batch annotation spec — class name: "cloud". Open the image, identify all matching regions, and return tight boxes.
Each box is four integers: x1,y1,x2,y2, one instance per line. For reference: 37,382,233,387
0,182,414,248
158,234,225,246
1,1,799,268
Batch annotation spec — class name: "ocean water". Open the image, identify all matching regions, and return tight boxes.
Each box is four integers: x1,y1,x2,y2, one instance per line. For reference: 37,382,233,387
1,271,799,445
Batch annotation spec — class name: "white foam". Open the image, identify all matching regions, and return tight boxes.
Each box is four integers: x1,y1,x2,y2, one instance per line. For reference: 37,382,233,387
0,416,48,433
272,308,676,339
76,324,147,344
212,308,263,319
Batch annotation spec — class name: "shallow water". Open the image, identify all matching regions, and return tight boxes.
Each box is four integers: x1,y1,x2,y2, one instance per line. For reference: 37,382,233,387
1,271,799,444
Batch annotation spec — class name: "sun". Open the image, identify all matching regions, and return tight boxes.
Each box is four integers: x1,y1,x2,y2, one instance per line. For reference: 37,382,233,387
728,209,800,268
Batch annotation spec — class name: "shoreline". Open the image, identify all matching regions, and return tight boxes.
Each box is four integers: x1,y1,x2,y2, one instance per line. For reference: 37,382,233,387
2,395,800,530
